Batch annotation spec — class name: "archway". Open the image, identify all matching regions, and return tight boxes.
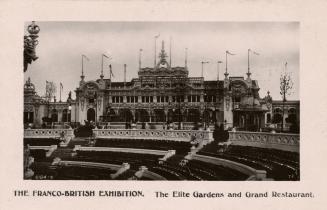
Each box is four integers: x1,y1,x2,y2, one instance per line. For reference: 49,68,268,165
87,108,96,122
135,109,149,122
187,109,200,122
51,109,58,122
154,109,165,122
119,109,133,122
62,109,68,122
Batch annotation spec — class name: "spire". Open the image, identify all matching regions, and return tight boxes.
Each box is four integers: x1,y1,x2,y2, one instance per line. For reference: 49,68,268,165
158,40,168,65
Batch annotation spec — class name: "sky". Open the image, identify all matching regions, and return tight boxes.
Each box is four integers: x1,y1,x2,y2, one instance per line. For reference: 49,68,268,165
24,21,299,101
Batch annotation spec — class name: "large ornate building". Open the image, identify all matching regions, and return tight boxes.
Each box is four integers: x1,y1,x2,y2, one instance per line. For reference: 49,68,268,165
24,41,300,132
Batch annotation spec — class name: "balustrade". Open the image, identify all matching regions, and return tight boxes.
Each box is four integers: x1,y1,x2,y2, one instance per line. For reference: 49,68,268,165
24,128,74,139
93,129,213,143
228,131,299,152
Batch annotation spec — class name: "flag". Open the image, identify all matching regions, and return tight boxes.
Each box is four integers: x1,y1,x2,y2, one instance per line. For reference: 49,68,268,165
82,54,89,61
103,54,109,59
226,51,235,55
60,82,63,90
155,33,160,39
249,49,260,55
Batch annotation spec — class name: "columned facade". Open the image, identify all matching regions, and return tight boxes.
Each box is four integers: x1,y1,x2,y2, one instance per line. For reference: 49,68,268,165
24,41,299,132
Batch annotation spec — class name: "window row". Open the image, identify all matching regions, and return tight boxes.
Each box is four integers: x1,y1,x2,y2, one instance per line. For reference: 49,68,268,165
111,95,218,103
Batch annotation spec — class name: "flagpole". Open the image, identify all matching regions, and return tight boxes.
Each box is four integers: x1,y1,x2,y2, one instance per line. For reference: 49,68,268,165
154,36,157,67
217,61,222,81
81,55,85,81
169,36,172,67
81,55,89,81
248,49,250,76
201,61,209,77
59,83,61,102
109,64,112,90
225,51,228,73
124,64,126,89
185,48,188,69
101,54,104,79
139,49,142,70
247,49,259,78
154,34,160,68
82,55,84,77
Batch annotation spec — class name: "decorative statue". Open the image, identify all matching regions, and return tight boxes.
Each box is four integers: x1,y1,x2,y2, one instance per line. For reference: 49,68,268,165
24,21,40,72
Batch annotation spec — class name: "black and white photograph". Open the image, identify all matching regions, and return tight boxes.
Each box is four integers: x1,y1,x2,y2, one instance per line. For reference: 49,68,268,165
23,21,300,181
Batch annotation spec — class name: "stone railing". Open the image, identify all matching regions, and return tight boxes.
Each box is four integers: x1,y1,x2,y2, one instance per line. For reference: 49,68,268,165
24,128,75,139
73,146,168,156
228,131,300,153
93,129,213,143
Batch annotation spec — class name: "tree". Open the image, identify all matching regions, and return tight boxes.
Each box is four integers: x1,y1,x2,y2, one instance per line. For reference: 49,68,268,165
280,62,293,132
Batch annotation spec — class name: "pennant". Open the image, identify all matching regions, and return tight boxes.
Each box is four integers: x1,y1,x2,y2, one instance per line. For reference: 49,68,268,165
249,49,260,55
226,51,235,55
82,54,89,61
155,33,160,39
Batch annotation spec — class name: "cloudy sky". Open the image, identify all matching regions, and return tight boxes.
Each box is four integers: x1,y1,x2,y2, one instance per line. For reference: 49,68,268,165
24,21,299,101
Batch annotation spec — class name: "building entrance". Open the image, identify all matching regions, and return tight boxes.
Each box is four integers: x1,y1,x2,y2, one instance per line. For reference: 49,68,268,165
87,108,96,122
